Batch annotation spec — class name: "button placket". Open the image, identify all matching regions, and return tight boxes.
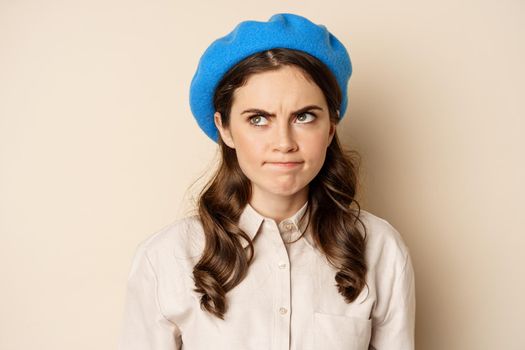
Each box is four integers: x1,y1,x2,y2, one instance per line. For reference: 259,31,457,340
269,221,292,350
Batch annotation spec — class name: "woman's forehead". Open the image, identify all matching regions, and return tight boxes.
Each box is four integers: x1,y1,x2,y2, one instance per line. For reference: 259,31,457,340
231,67,326,110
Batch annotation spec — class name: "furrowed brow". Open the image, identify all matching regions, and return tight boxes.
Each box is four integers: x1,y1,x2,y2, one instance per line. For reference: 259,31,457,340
241,105,323,116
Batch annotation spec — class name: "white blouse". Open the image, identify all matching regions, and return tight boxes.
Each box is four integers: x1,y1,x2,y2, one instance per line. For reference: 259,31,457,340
118,201,415,350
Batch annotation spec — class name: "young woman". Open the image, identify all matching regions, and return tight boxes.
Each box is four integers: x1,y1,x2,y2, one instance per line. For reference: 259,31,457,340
118,13,415,350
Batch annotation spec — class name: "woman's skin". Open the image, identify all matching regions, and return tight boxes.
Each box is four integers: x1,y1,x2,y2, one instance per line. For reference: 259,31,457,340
214,65,336,224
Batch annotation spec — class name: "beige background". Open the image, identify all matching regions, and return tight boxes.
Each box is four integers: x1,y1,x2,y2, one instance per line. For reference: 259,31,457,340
1,0,524,349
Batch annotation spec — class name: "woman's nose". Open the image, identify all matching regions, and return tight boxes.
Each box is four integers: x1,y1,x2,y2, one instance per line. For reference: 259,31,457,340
272,121,298,152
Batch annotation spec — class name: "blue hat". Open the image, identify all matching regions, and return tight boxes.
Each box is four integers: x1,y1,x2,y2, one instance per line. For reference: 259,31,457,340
189,13,352,143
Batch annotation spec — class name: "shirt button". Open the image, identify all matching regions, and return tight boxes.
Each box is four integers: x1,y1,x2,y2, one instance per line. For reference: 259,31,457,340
279,307,288,315
278,262,287,269
283,222,294,231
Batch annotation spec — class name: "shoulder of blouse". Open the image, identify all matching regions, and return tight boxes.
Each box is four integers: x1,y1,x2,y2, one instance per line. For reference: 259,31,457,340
134,210,411,267
135,214,206,262
357,209,411,268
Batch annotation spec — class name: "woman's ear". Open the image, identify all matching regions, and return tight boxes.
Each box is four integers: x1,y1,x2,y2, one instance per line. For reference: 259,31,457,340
328,121,336,145
214,112,235,149
327,110,339,145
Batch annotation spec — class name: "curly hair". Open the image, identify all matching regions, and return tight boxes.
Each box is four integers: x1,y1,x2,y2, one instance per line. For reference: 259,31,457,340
190,48,367,319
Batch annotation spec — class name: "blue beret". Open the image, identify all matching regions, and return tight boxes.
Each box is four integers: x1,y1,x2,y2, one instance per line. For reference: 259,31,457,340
189,12,352,143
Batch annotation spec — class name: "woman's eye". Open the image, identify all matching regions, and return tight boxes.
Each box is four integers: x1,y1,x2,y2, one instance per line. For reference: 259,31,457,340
295,112,316,123
249,115,269,127
248,112,316,127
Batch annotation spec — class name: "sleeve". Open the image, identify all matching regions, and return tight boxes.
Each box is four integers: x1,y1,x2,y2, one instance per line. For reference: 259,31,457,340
369,251,416,350
117,242,183,350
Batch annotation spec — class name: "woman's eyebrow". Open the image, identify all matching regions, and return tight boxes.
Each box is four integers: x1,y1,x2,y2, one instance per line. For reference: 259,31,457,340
240,105,323,116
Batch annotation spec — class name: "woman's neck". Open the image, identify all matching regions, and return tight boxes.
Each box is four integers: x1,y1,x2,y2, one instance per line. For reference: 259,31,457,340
248,186,308,224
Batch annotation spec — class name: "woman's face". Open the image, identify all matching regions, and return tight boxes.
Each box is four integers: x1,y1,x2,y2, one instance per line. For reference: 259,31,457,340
214,65,335,201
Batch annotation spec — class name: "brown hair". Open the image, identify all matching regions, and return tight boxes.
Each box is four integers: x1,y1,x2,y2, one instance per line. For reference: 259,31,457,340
191,48,367,319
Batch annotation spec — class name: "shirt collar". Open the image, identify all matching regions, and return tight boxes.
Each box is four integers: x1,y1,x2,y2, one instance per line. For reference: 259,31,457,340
238,200,310,248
